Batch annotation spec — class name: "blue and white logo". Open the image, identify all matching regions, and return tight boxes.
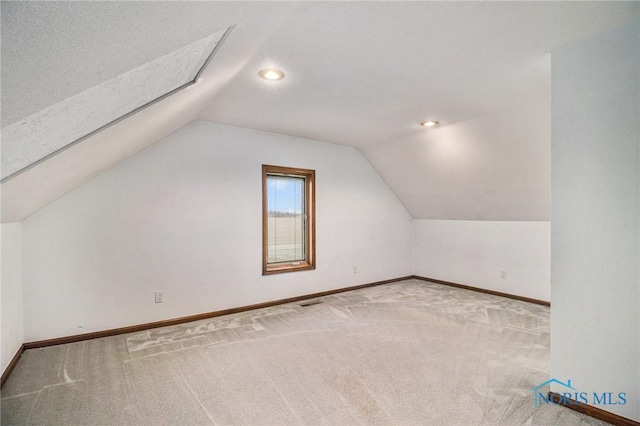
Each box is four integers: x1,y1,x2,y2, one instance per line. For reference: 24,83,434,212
529,378,627,408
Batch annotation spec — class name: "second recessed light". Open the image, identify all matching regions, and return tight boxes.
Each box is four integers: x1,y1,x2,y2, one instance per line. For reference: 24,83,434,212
420,120,439,128
259,68,285,80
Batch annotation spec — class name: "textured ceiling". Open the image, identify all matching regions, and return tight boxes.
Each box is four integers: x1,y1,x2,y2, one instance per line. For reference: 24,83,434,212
1,1,639,222
1,29,227,180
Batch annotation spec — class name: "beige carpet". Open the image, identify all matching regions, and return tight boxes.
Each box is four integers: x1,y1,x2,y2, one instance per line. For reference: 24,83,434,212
1,279,605,425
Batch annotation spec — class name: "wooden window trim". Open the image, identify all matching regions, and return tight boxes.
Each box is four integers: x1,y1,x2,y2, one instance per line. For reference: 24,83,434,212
262,165,316,275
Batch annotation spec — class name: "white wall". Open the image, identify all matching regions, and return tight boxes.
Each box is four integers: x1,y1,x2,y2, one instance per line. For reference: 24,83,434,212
21,121,413,342
551,22,639,421
364,99,552,221
413,220,550,301
1,222,24,374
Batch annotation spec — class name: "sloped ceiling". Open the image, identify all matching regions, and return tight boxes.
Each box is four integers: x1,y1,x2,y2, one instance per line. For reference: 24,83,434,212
2,1,639,222
2,28,229,179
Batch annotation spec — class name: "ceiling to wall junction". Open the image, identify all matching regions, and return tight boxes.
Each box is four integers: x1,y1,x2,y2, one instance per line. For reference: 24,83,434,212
1,1,638,222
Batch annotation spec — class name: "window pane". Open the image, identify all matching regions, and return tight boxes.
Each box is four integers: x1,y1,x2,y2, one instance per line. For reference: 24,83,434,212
267,175,305,264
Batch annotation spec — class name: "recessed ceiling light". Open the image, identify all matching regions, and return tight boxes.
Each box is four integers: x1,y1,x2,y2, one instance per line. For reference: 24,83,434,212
259,68,285,81
420,120,439,127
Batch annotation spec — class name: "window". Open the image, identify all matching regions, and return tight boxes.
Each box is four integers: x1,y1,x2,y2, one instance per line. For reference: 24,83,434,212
262,165,315,274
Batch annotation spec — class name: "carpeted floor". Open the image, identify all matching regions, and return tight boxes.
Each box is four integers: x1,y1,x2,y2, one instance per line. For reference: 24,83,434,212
1,279,605,425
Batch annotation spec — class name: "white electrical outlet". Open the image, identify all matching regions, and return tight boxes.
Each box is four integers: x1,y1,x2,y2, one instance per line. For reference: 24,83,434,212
155,291,164,303
353,265,358,274
500,270,507,280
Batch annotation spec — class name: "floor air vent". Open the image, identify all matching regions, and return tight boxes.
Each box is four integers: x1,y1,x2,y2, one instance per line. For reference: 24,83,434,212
299,300,322,307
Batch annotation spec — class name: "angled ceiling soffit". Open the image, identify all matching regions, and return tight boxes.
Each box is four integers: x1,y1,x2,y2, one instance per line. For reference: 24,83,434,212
1,26,234,183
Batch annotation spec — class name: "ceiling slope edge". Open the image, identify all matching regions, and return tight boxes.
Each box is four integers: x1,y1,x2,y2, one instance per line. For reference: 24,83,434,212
1,26,234,184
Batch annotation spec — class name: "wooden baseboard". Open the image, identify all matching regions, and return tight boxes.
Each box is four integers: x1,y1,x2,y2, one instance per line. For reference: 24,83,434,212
2,275,547,388
9,275,633,426
412,275,550,306
548,392,640,426
1,344,25,388
22,275,414,350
